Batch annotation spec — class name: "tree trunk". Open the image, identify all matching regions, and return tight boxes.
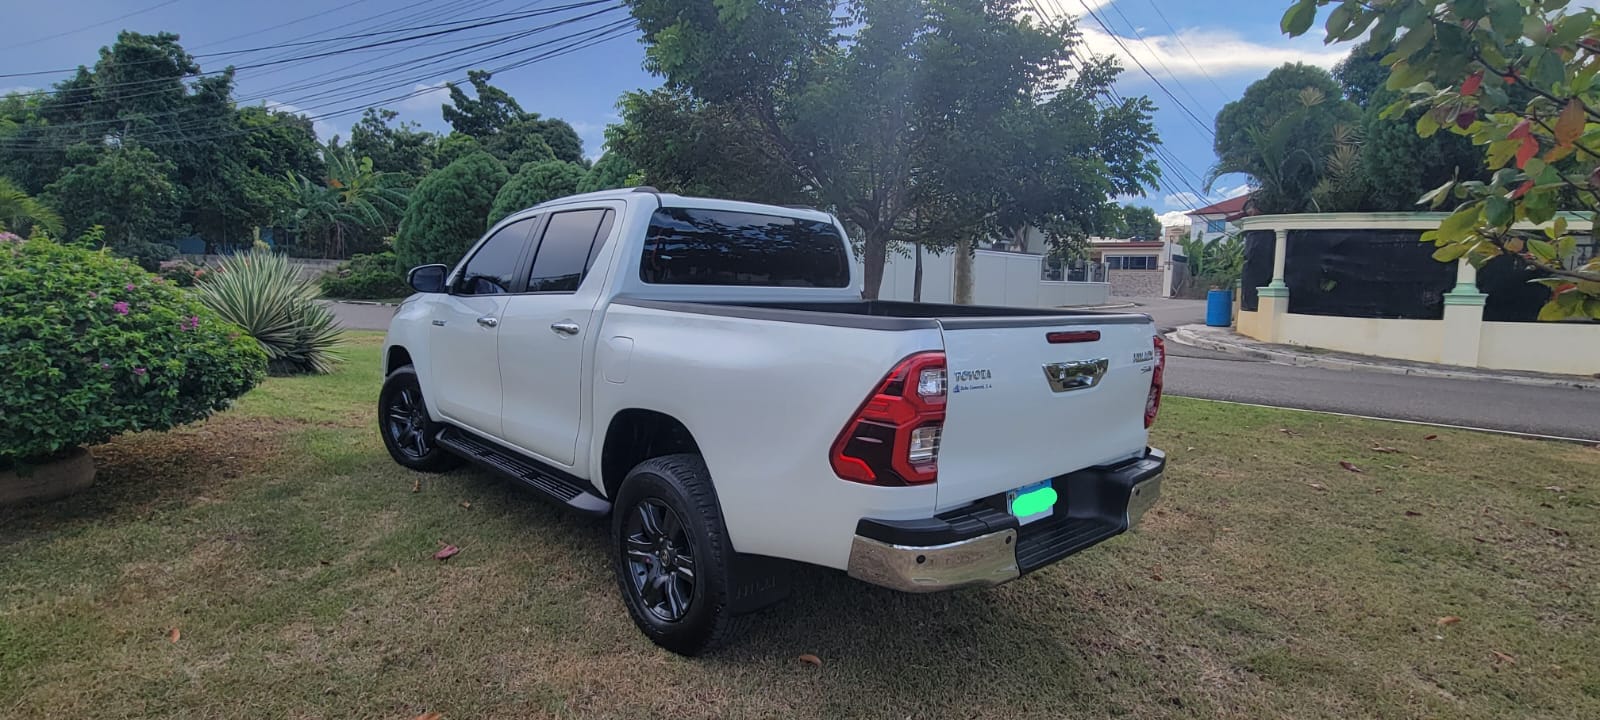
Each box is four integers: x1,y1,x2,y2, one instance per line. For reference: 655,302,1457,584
912,239,923,302
861,226,889,300
954,235,974,305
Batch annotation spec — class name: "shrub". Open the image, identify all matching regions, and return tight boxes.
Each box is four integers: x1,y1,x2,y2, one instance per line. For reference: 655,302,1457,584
0,238,267,465
488,160,585,225
118,241,179,272
194,251,344,375
320,252,409,299
158,259,206,287
393,151,509,269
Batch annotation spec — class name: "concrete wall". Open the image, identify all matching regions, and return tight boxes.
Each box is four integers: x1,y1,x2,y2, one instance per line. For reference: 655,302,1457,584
1276,314,1446,364
183,255,340,282
1478,322,1600,375
1107,269,1163,297
865,248,1109,308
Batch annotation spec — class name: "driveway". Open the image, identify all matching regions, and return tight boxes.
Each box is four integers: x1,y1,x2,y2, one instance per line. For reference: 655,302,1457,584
325,301,398,331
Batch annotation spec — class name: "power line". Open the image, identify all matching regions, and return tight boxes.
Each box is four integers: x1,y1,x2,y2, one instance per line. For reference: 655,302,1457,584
1069,0,1215,138
1144,0,1231,102
1101,1,1213,118
11,0,184,50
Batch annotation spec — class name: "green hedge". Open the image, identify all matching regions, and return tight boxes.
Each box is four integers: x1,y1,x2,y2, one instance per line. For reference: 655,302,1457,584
0,238,267,465
320,252,409,300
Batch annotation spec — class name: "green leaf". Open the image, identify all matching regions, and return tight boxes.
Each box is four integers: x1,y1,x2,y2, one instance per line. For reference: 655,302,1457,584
1488,0,1523,40
1454,0,1487,19
1418,181,1455,208
1325,4,1355,41
1394,23,1435,60
1379,98,1412,120
1439,206,1481,242
1538,298,1570,321
1487,138,1521,169
1281,0,1317,36
1524,191,1558,224
1522,157,1547,179
1386,62,1428,91
1416,111,1442,138
1433,242,1473,262
1485,195,1513,226
1528,238,1558,261
1558,234,1576,257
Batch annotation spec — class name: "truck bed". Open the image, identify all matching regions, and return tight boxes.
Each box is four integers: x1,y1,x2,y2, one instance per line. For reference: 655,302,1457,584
613,297,1152,330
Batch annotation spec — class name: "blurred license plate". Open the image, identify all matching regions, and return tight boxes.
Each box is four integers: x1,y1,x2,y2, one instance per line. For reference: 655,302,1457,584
1007,479,1057,525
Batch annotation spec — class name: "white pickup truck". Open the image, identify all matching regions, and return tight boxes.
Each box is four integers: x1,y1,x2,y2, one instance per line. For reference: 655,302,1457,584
380,188,1167,655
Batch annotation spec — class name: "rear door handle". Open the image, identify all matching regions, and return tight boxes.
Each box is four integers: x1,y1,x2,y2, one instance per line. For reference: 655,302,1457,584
550,321,580,336
476,316,499,328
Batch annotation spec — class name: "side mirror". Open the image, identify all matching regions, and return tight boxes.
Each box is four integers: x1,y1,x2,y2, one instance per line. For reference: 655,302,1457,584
408,264,448,294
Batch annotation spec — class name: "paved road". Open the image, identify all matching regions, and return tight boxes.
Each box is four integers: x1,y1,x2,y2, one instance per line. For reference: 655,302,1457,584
1164,350,1600,441
326,301,397,331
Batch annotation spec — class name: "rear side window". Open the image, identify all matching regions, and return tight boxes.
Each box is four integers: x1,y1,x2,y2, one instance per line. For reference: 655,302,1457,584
527,209,612,293
641,208,850,287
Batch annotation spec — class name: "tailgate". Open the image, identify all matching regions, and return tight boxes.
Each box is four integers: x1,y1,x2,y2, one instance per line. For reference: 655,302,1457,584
934,315,1156,511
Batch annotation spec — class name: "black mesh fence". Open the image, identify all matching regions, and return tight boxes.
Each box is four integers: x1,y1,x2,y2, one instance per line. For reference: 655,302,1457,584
1239,230,1276,311
1282,229,1455,319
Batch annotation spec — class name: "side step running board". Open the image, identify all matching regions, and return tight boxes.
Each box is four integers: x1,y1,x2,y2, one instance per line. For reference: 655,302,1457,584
435,426,611,516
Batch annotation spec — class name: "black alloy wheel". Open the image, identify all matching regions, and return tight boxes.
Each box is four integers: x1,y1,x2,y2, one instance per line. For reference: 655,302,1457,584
623,498,698,621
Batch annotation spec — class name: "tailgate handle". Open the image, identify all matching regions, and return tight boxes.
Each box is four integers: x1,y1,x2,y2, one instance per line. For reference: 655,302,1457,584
1043,359,1109,393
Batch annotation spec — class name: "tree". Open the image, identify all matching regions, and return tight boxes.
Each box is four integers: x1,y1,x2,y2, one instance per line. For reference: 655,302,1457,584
1211,64,1360,213
1103,204,1162,239
393,151,509,269
43,144,186,265
346,108,438,179
489,160,586,225
1284,0,1600,320
279,148,409,258
622,0,1159,298
576,149,643,193
0,177,64,236
444,70,585,169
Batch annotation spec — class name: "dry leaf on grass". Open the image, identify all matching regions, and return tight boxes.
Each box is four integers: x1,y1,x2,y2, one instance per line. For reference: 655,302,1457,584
411,477,421,493
1339,461,1364,473
1308,483,1327,491
459,500,472,509
1492,650,1517,665
1370,444,1399,453
1150,573,1165,582
433,545,460,561
1437,616,1462,626
798,653,822,667
167,627,180,644
1278,428,1300,437
415,712,443,720
1424,434,1439,440
1405,510,1423,517
1544,486,1565,493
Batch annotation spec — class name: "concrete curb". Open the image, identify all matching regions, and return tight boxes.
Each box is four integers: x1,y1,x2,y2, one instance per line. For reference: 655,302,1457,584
321,299,402,307
1168,325,1600,391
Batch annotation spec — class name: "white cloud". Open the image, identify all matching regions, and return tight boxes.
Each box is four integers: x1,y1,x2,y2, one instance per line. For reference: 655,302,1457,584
1076,26,1347,79
1163,191,1204,209
396,82,450,113
1158,210,1191,228
263,100,337,142
1218,183,1249,199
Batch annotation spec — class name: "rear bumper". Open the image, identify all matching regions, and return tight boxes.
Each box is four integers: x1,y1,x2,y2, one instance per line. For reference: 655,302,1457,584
846,447,1165,593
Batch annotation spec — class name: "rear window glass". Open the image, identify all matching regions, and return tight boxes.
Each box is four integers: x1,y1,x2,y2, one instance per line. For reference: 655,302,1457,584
640,207,850,287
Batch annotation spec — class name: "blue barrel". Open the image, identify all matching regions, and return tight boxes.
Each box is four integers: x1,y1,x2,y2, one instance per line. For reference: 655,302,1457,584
1206,289,1233,327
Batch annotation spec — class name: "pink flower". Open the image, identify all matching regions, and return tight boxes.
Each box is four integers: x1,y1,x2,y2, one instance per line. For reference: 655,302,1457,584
180,315,200,331
113,301,130,315
132,367,147,376
125,284,135,291
100,362,110,370
88,291,98,299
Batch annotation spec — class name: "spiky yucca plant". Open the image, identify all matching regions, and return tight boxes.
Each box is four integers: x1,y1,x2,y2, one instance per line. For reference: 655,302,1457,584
194,251,344,374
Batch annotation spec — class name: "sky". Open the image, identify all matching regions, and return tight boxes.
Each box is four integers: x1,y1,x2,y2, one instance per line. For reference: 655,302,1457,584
7,0,1360,227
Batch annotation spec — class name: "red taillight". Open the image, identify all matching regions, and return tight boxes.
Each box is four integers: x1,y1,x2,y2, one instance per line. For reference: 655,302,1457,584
1046,330,1101,344
830,352,946,485
1145,335,1166,428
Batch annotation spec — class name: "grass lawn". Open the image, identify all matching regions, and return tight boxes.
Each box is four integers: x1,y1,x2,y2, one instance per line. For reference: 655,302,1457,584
3,332,1597,719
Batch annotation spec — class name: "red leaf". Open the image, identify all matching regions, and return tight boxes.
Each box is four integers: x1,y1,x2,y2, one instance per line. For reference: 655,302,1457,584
1424,434,1439,440
1515,136,1539,168
1438,616,1462,626
1507,119,1533,140
434,545,460,561
167,627,181,644
1460,71,1483,95
1339,461,1364,473
798,653,823,667
1510,179,1535,199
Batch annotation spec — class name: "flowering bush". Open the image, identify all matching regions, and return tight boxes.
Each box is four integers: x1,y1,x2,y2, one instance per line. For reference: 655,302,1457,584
157,259,208,287
0,238,267,465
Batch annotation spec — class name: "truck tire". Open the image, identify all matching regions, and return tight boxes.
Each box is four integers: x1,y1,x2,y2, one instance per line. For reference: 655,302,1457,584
378,365,461,473
612,454,740,655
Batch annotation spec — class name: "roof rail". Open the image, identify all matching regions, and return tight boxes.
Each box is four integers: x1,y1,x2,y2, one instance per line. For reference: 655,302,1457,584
631,186,660,193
